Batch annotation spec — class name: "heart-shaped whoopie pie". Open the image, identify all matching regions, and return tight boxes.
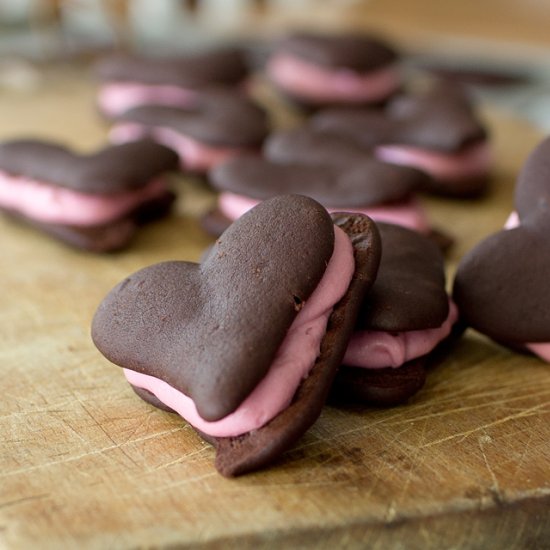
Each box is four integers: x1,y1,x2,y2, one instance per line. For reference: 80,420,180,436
312,83,486,153
332,222,454,407
0,139,179,193
311,83,490,197
205,128,430,239
453,136,550,348
0,139,179,251
92,195,381,475
95,48,249,117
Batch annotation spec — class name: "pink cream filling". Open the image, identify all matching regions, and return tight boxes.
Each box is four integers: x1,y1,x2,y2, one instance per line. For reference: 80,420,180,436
503,211,550,361
218,191,431,234
267,53,400,104
343,300,458,369
123,225,355,437
110,124,249,172
376,141,492,182
98,82,197,117
0,171,168,226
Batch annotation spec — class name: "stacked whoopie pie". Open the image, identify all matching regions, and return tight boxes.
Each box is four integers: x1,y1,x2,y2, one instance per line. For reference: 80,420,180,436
97,47,271,175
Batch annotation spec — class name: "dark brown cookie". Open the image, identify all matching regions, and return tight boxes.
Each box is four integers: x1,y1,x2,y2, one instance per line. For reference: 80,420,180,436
356,222,449,332
453,215,550,344
311,83,490,197
0,139,179,193
92,195,382,476
210,155,424,207
515,136,550,219
95,47,248,88
312,83,487,153
115,90,269,148
454,136,550,348
3,189,175,253
275,32,398,72
330,359,427,408
333,222,451,406
0,139,179,251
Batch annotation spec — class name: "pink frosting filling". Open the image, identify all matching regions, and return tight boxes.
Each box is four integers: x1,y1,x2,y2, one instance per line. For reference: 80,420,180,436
98,82,197,117
343,299,458,369
110,124,248,172
504,210,519,229
123,225,355,437
267,53,400,104
376,141,492,182
218,191,431,234
0,171,168,226
503,210,550,361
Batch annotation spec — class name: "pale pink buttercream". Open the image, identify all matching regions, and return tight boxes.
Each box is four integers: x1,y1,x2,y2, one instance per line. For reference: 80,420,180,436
0,171,168,226
218,191,431,234
124,225,355,437
504,210,519,229
267,53,400,104
343,299,458,368
110,124,248,172
376,141,491,182
502,210,550,361
98,82,197,117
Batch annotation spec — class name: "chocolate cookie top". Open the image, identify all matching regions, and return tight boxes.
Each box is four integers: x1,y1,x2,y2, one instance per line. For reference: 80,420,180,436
0,139,179,194
355,222,449,331
453,135,550,344
116,91,269,147
96,47,248,88
453,214,550,343
515,136,550,219
264,127,372,166
275,31,398,71
211,154,423,207
312,83,488,152
92,195,335,422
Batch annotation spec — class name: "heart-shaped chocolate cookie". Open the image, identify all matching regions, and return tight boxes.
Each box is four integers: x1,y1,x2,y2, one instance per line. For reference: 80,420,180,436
453,215,550,344
515,136,550,218
92,195,382,475
96,48,248,90
311,83,490,197
454,135,550,348
93,195,334,421
210,155,424,208
0,139,179,251
312,83,487,153
114,90,269,149
0,139,178,193
274,32,398,72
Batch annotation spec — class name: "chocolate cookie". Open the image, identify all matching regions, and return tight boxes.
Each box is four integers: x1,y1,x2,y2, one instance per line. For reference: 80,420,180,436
332,221,457,407
205,138,431,238
453,136,550,358
110,90,269,172
266,31,401,108
312,83,491,197
275,32,398,72
95,47,249,117
92,195,381,475
0,139,179,252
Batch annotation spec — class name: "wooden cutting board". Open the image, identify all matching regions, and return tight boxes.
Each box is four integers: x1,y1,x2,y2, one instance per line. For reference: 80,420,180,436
1,68,549,550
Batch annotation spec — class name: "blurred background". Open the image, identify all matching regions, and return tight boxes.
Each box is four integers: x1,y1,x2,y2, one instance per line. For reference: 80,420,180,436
2,0,550,130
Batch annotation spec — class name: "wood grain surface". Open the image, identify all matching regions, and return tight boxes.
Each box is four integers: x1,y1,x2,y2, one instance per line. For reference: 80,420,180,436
1,67,550,550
